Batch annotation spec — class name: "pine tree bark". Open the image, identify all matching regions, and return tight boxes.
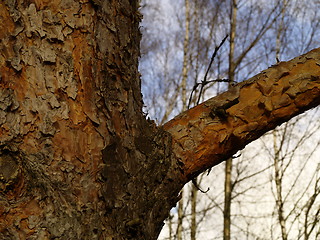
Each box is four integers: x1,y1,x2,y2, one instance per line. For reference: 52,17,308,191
163,48,320,180
0,1,320,240
0,1,182,239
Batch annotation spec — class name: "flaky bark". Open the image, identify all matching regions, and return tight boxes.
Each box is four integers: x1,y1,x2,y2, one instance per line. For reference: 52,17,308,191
164,48,320,181
0,1,178,239
0,1,319,240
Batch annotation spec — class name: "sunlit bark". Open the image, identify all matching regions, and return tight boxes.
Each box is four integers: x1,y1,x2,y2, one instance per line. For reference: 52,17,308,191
164,48,320,181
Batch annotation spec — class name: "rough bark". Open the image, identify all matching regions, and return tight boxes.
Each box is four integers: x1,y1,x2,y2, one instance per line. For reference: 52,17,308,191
0,1,319,240
0,1,182,239
163,48,320,181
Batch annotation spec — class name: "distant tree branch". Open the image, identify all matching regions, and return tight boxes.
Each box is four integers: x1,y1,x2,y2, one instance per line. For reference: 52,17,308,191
188,35,229,109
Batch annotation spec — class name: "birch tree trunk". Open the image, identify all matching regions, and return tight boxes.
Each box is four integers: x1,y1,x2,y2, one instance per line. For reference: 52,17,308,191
224,1,237,239
0,1,320,240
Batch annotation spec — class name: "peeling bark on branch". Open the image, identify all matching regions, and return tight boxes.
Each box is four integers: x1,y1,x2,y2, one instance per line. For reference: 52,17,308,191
164,48,320,181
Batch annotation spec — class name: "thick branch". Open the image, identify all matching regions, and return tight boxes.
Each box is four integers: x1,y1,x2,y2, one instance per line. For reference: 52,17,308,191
163,48,320,182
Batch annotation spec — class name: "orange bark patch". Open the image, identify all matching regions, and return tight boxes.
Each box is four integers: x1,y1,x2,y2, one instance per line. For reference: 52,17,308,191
0,198,42,237
68,99,87,125
238,84,263,104
256,78,273,95
52,120,88,162
290,60,320,77
163,105,210,130
0,66,28,100
24,199,42,216
33,0,61,11
294,88,320,108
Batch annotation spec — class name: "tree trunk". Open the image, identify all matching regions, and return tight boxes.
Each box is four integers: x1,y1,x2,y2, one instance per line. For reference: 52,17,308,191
190,183,197,240
223,158,232,240
273,131,288,240
0,1,320,240
224,1,237,239
0,1,182,239
177,196,184,240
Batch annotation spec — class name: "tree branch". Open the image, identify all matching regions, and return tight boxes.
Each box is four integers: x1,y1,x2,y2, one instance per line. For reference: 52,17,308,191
163,48,320,182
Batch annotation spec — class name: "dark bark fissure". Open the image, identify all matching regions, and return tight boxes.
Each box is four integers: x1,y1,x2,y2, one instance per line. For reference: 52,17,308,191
100,125,183,239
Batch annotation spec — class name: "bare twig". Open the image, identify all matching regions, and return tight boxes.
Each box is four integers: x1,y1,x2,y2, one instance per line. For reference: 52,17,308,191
187,34,229,109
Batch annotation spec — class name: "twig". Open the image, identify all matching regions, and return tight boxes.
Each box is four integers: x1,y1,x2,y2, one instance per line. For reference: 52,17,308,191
192,178,210,193
187,34,229,109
